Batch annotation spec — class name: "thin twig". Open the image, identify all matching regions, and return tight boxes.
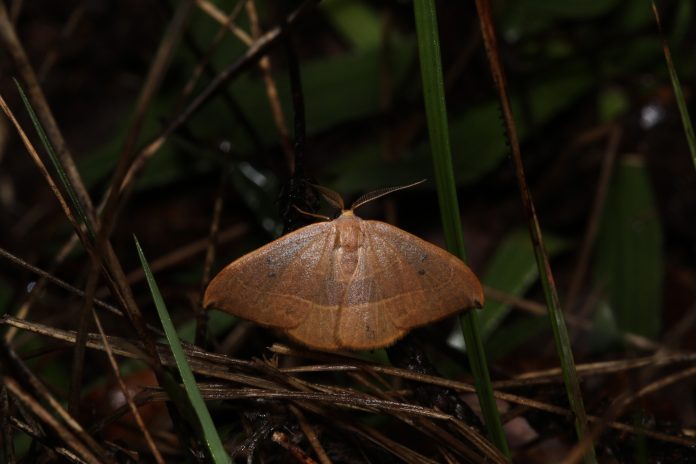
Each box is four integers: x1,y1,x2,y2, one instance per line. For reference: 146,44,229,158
119,0,318,198
0,3,94,220
472,3,593,458
37,3,86,80
271,430,318,464
247,0,294,167
270,345,696,448
564,126,622,313
0,94,160,369
562,364,696,464
196,0,252,43
3,377,102,464
288,404,332,464
91,309,165,464
1,387,15,464
98,0,195,242
179,0,249,107
67,264,100,417
197,168,230,347
0,343,113,463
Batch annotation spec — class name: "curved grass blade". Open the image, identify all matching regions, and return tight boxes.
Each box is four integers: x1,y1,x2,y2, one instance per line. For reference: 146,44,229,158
134,236,231,464
412,0,509,455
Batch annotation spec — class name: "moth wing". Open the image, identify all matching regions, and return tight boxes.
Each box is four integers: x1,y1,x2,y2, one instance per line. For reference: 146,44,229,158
335,239,407,349
359,220,483,331
203,221,338,330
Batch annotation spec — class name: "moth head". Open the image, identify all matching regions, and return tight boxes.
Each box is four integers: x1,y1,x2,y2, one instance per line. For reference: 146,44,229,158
299,180,427,221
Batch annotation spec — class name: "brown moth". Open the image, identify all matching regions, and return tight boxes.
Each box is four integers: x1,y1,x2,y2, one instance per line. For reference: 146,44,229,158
203,181,484,351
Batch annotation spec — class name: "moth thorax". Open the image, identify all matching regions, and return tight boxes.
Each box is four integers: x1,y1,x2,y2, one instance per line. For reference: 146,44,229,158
335,213,363,252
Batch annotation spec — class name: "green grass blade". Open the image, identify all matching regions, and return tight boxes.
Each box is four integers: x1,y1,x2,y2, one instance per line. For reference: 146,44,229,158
13,78,95,240
651,2,696,172
134,236,231,464
473,2,595,459
412,0,509,456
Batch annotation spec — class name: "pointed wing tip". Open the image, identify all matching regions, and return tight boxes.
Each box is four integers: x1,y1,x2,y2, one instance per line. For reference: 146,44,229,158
472,283,485,309
202,280,214,305
466,266,486,309
202,278,223,311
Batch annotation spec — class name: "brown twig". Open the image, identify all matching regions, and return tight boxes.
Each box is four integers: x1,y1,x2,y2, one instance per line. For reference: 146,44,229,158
37,3,86,81
67,263,99,417
1,387,15,463
0,342,113,463
91,309,165,463
0,92,160,373
3,377,102,464
247,0,294,168
196,0,252,43
0,246,123,319
562,363,696,464
483,286,662,352
288,404,332,464
564,126,622,313
0,95,88,243
98,0,195,243
119,0,318,200
179,0,249,106
271,430,319,464
5,314,694,450
0,3,95,222
270,345,696,448
478,5,595,454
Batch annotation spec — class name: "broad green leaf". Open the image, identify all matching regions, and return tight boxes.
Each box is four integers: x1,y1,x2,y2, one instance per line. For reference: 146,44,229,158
326,74,594,193
595,156,663,339
479,229,566,338
226,40,416,153
486,316,549,361
322,0,382,50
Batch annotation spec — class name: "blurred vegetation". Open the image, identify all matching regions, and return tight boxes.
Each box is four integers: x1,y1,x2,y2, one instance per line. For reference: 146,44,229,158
0,0,695,462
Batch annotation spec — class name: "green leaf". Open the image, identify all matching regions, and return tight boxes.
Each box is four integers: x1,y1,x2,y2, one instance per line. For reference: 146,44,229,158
325,74,594,193
134,237,232,464
321,0,382,50
595,156,663,339
479,229,567,338
226,41,416,153
486,316,548,360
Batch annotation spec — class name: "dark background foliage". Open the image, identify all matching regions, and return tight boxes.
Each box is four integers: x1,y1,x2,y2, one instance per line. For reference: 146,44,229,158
0,0,694,462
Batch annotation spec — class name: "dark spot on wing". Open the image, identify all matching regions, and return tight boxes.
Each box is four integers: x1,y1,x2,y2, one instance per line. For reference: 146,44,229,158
418,269,426,276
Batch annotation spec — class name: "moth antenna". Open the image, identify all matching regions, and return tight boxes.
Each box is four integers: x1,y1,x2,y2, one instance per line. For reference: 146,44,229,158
293,205,331,221
311,184,345,210
351,179,427,211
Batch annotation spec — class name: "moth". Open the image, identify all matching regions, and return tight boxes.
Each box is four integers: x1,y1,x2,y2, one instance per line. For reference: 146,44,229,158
204,182,484,351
